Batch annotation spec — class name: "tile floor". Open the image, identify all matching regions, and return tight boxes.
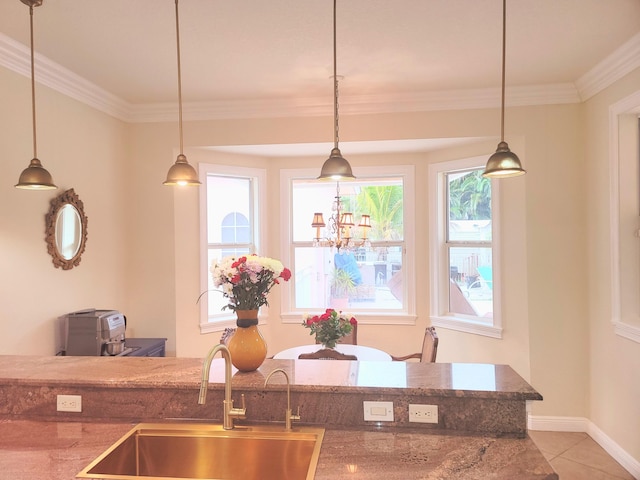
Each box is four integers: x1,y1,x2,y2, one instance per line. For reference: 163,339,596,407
529,430,636,479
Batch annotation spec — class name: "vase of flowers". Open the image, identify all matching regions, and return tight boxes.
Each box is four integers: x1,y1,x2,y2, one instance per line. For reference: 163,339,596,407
211,254,291,371
302,309,357,349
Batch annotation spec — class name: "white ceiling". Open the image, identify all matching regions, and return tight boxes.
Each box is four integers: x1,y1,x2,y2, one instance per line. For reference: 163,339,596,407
1,0,640,125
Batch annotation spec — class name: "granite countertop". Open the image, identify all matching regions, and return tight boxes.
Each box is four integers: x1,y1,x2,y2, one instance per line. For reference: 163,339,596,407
0,355,555,479
0,419,557,480
0,355,542,400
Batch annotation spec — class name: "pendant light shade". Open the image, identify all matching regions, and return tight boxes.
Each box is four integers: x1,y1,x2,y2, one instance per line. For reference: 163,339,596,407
163,0,200,187
318,0,355,181
318,147,354,180
163,154,200,186
15,0,57,190
483,0,525,178
16,157,56,189
483,141,525,177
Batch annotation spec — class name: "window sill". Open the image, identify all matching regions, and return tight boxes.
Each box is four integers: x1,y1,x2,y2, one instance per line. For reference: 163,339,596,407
200,316,269,335
431,315,502,339
281,312,416,326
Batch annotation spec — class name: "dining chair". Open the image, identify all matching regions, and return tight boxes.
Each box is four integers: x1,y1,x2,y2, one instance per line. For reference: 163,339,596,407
298,348,358,361
315,323,358,345
391,326,438,362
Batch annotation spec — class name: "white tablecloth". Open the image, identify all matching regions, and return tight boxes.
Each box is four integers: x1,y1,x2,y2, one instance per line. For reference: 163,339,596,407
273,344,392,361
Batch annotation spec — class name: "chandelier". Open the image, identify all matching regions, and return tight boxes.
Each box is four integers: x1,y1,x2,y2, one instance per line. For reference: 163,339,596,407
312,182,371,251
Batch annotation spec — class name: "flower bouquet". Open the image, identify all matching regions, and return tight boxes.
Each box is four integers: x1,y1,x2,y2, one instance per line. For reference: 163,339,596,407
302,308,357,349
210,254,291,372
210,254,292,313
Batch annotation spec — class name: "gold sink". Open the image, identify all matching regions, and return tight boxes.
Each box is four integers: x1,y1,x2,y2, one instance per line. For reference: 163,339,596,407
77,422,325,480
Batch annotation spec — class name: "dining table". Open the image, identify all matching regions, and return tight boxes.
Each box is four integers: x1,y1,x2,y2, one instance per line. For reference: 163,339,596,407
272,344,392,361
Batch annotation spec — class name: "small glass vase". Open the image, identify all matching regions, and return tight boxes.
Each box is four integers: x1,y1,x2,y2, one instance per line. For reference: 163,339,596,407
227,309,267,372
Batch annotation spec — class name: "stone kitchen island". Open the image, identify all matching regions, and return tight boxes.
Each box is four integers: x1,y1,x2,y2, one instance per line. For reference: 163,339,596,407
0,355,557,479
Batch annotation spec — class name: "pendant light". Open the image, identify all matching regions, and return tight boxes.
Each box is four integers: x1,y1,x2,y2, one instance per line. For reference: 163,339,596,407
15,0,57,190
318,0,355,181
163,0,200,186
482,0,526,178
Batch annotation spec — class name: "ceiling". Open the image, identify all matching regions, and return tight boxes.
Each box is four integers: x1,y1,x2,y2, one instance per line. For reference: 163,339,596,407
1,0,640,123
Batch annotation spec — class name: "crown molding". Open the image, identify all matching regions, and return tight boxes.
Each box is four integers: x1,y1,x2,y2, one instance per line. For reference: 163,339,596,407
576,32,640,101
129,84,580,123
0,31,636,123
0,33,130,120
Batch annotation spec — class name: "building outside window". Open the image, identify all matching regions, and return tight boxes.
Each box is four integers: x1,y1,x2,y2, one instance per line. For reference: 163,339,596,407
281,165,415,325
429,156,502,338
199,164,266,331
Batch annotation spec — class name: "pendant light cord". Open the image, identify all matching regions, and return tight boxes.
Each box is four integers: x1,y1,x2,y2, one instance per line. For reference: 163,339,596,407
29,4,37,159
499,0,506,143
332,0,339,149
175,0,184,156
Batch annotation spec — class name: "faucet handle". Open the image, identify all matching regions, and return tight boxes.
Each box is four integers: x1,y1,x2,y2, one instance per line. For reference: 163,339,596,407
291,405,301,422
237,393,246,413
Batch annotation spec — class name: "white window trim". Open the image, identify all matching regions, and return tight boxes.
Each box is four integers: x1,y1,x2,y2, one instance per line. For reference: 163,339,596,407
198,163,268,334
428,156,503,338
279,165,417,325
608,90,640,344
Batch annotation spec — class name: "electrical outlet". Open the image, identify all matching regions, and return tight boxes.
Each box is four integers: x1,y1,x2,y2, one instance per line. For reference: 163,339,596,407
408,404,438,424
363,401,394,422
57,394,82,413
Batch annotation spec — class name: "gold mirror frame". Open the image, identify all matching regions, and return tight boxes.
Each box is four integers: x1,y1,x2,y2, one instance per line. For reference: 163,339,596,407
45,188,88,270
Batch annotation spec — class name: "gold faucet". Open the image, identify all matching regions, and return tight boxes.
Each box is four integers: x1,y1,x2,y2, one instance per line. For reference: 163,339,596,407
264,368,300,431
198,344,246,430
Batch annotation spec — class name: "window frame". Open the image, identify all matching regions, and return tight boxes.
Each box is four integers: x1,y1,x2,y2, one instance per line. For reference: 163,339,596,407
198,163,267,334
428,156,503,338
280,165,416,325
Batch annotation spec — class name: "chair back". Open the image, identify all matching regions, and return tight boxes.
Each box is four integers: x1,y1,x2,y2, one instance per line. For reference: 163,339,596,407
219,327,236,346
298,348,357,361
314,322,358,345
421,326,438,363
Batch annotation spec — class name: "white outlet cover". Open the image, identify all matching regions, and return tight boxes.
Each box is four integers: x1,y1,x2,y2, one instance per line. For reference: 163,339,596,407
57,394,82,413
409,403,438,424
363,401,394,422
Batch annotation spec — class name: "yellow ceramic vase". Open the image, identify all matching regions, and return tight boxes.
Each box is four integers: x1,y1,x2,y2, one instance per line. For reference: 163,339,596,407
227,309,267,372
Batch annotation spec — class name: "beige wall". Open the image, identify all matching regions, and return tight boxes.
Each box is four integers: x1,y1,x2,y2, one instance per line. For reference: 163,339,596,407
584,68,640,461
156,106,586,423
1,61,639,462
0,67,129,355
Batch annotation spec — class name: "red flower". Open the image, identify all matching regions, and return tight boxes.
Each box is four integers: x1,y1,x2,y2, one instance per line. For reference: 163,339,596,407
281,268,292,281
350,317,357,325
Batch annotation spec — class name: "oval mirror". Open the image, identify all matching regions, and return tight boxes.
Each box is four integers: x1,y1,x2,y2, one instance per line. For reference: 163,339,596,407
45,188,88,270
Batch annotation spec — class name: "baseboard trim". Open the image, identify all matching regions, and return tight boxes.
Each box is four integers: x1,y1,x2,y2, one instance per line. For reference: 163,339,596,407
529,415,640,479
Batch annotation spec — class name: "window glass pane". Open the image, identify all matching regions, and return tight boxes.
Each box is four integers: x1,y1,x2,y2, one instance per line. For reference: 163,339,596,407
207,176,251,243
447,169,492,242
293,178,404,243
294,245,403,311
221,213,250,243
448,246,492,318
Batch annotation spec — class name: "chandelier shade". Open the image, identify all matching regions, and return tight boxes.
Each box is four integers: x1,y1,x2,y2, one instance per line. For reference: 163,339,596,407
15,0,57,190
482,0,525,178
